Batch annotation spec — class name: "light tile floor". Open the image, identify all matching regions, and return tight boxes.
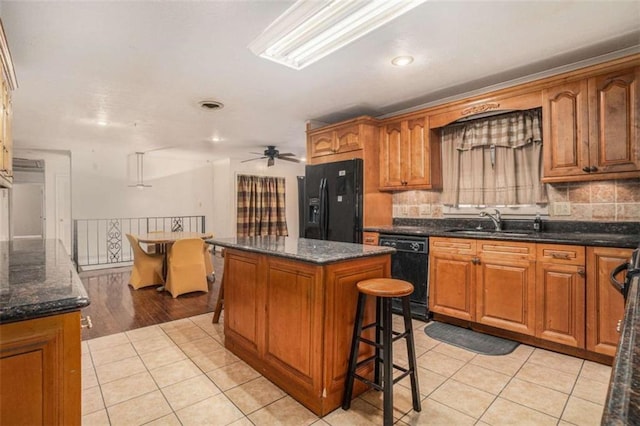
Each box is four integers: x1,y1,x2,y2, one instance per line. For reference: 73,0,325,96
82,314,612,426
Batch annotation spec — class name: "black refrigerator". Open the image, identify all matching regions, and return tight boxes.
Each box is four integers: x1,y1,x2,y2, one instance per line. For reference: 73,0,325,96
298,159,363,243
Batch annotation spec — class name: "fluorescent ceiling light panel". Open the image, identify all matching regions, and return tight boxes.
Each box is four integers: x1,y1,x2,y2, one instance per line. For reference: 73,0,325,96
249,0,427,70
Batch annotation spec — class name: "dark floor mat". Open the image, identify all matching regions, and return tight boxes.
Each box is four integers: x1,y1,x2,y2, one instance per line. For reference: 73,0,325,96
424,322,519,356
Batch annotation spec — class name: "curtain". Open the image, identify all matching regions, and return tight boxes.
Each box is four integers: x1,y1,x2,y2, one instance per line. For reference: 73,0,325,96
236,175,289,237
441,108,547,206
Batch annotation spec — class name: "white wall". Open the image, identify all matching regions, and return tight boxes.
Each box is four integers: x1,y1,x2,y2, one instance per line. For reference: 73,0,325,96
72,146,215,230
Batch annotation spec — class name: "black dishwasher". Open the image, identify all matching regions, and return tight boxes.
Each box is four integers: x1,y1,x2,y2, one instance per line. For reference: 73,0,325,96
379,234,430,321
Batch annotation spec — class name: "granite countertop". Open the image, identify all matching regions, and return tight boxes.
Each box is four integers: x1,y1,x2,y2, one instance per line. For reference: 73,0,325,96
365,219,640,249
206,236,395,265
602,273,640,424
0,239,90,324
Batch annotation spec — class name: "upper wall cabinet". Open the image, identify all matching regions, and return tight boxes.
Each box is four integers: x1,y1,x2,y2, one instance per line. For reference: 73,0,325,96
308,122,364,160
379,115,441,191
542,67,640,182
0,20,17,189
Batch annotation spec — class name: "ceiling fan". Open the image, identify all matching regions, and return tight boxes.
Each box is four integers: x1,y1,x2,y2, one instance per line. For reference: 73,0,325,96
241,145,301,167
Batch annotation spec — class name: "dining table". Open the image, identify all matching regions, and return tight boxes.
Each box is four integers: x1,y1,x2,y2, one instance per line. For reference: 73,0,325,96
135,231,213,291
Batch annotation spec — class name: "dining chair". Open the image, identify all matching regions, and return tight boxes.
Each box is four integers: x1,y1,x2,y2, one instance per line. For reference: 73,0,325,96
165,238,209,298
125,233,165,289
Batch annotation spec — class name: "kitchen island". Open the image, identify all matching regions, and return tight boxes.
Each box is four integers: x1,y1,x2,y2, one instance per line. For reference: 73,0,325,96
0,239,90,425
206,236,395,416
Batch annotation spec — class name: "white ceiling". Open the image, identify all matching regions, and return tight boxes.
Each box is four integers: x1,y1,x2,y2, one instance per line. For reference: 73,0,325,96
2,1,639,163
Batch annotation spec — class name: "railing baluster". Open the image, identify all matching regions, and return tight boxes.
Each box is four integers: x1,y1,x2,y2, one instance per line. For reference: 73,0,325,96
72,215,205,271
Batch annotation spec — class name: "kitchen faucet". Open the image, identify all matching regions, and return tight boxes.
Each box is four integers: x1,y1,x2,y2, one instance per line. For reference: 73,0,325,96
480,209,502,231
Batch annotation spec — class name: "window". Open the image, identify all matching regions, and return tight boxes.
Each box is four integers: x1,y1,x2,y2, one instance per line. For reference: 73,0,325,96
236,175,289,237
440,108,547,215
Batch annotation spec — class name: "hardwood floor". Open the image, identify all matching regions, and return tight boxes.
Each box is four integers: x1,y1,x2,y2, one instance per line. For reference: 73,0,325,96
79,253,224,340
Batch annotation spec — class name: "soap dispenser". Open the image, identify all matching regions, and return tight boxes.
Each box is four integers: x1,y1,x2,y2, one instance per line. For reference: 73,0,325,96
533,213,542,232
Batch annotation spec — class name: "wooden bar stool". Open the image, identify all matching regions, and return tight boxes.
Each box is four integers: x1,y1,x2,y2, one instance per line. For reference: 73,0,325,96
342,278,421,425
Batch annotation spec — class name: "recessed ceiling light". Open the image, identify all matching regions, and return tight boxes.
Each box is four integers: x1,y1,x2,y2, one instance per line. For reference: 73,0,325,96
249,0,427,70
199,100,224,110
391,56,414,66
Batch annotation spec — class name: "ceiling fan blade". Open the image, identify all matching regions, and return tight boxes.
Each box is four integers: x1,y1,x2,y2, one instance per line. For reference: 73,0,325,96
267,157,275,167
278,152,296,157
241,156,266,163
277,156,301,163
249,152,264,156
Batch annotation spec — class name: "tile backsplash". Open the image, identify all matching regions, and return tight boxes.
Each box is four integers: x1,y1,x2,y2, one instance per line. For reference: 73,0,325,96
392,178,640,221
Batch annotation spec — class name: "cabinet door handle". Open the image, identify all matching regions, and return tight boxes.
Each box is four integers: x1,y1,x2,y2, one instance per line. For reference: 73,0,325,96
577,267,585,277
589,166,598,172
471,257,480,265
551,252,570,260
582,166,591,173
81,316,93,329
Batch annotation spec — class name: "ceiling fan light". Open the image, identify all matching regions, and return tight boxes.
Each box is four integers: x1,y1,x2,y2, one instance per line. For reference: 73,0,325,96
249,0,427,70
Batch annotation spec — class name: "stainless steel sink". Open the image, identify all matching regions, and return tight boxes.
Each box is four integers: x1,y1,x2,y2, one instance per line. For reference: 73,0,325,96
446,229,534,237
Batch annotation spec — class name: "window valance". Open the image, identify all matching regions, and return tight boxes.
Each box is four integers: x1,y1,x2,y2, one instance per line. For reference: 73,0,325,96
452,108,542,151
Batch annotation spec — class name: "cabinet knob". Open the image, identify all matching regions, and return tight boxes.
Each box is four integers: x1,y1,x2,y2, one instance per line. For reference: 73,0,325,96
81,315,93,329
471,257,480,265
582,166,591,173
577,267,585,277
589,166,598,172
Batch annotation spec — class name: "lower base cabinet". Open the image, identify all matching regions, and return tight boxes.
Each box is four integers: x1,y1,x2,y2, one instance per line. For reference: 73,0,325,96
535,244,586,348
0,311,82,426
586,246,631,357
430,238,629,361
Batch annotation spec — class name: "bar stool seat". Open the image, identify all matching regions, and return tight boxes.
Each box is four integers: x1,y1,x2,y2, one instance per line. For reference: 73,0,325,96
342,278,421,425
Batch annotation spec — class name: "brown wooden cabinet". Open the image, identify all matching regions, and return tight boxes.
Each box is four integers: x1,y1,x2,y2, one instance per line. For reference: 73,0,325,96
586,246,631,357
306,116,392,227
0,312,82,426
535,244,586,348
476,240,536,336
379,115,441,191
543,66,640,182
223,247,390,416
429,238,476,321
362,231,379,246
308,122,363,160
431,236,632,361
0,21,16,188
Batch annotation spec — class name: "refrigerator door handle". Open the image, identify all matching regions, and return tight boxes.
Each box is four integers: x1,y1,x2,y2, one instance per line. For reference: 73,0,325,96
319,178,328,240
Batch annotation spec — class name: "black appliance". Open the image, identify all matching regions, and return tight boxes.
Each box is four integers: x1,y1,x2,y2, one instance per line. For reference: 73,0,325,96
299,159,363,243
379,234,430,321
611,247,640,301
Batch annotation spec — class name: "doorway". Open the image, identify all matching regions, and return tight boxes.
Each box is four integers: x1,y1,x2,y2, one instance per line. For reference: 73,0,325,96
11,158,46,240
12,183,45,239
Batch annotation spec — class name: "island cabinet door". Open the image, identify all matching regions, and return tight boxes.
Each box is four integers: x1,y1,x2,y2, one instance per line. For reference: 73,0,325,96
262,258,324,409
322,255,389,413
223,250,264,358
0,311,81,426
